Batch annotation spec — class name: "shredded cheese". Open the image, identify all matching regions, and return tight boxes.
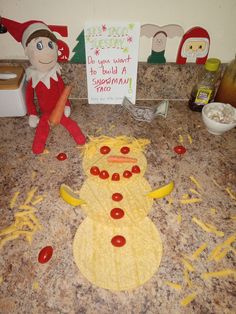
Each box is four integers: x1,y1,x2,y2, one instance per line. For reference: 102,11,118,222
165,281,182,291
210,208,216,215
177,212,182,224
183,268,193,287
192,217,224,237
189,176,202,190
0,188,43,249
189,188,201,196
181,258,195,272
187,134,193,144
24,188,37,205
180,198,202,204
10,192,20,209
31,196,44,205
201,269,236,280
208,233,236,261
31,171,37,180
191,243,208,260
212,179,222,189
225,187,236,200
178,134,184,143
32,281,39,290
180,292,197,306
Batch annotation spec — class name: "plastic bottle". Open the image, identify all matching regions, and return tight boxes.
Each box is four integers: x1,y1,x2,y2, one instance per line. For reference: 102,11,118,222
188,58,221,112
214,55,236,108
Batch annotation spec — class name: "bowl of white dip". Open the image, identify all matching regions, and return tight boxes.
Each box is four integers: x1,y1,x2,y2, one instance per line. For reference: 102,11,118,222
202,102,236,135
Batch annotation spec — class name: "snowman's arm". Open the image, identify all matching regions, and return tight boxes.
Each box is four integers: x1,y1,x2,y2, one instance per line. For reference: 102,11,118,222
60,184,86,206
146,181,174,199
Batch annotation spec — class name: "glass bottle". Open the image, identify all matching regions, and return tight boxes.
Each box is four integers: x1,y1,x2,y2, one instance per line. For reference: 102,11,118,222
214,55,236,108
189,58,221,112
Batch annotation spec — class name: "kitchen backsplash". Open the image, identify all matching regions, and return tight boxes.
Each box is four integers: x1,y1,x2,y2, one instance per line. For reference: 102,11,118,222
0,60,225,101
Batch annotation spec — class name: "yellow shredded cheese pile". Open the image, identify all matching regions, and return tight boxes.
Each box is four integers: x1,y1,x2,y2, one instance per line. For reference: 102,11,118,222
0,188,43,249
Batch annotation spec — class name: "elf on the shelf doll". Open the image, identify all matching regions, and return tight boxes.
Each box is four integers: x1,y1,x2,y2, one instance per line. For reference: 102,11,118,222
1,17,86,154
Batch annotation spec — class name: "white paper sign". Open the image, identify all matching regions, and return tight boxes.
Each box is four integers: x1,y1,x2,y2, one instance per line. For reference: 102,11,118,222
85,22,140,104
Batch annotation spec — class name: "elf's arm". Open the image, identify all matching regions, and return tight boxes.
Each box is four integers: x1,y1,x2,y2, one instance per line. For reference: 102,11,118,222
26,79,39,128
57,74,71,117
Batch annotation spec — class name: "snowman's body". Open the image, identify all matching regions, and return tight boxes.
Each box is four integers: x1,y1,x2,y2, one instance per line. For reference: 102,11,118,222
73,136,163,291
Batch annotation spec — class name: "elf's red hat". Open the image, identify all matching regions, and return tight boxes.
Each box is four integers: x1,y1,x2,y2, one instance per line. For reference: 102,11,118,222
1,17,51,48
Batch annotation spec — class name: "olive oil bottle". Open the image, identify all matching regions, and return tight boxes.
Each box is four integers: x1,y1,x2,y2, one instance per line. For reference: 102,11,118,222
189,58,221,112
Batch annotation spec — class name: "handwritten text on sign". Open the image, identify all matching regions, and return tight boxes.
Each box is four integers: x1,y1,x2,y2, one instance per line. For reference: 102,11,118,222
85,22,140,104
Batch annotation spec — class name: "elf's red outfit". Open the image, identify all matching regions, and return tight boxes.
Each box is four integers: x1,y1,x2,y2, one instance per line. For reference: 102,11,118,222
26,73,86,154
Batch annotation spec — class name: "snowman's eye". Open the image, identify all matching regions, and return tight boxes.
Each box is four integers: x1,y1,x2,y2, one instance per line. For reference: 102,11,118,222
100,146,111,154
120,146,130,154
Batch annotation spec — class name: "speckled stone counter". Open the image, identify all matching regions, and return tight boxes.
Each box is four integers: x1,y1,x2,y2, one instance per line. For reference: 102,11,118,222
0,100,235,314
0,60,225,101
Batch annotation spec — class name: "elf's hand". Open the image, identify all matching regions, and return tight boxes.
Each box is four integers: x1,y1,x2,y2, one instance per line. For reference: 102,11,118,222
64,106,71,117
29,115,39,128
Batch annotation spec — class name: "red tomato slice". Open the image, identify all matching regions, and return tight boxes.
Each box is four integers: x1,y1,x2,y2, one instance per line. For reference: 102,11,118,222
111,173,120,181
38,246,53,264
123,170,132,178
120,146,130,154
110,208,125,219
111,235,126,247
99,170,109,179
100,146,111,154
112,193,123,201
90,166,100,175
132,165,141,173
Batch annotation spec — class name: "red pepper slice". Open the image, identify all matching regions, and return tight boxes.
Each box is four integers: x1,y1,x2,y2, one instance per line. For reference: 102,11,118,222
56,152,67,160
174,145,186,155
38,246,53,264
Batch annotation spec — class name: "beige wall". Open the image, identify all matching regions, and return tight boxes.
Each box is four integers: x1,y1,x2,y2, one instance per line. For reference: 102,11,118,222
0,0,235,62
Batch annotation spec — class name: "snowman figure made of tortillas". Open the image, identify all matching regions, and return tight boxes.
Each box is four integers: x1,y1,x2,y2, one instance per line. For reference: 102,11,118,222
60,136,174,291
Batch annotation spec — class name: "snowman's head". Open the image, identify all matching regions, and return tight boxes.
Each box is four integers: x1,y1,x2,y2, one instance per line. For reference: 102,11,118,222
81,136,149,182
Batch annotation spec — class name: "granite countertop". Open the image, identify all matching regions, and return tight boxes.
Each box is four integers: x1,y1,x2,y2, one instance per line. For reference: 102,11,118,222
0,100,235,314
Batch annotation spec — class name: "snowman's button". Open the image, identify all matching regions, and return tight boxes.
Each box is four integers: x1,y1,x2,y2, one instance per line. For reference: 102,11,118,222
111,235,126,247
110,208,125,219
112,193,123,201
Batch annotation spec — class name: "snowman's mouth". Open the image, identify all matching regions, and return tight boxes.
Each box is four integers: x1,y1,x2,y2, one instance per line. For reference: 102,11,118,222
107,155,137,163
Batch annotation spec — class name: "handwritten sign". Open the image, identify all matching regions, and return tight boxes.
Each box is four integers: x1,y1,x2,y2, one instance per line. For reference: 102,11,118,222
85,22,140,104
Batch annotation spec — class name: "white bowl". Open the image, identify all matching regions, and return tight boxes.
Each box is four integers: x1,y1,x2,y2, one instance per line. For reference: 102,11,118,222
202,102,236,135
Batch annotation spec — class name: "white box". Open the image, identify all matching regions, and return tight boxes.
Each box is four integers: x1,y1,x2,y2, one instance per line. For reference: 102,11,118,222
0,66,27,117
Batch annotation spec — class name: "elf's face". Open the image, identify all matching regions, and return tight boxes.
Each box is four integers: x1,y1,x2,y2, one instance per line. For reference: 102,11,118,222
25,36,58,73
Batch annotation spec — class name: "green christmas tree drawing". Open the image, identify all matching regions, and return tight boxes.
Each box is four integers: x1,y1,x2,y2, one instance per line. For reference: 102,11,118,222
70,30,86,64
